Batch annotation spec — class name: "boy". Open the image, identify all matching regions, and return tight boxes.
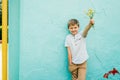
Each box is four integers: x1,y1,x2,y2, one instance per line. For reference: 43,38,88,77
65,19,94,80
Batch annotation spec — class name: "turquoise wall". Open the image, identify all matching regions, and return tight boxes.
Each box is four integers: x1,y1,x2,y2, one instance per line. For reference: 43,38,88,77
9,0,20,80
9,0,120,80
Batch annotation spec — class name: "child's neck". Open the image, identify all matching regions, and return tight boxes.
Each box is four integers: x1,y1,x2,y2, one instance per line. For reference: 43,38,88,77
71,32,79,36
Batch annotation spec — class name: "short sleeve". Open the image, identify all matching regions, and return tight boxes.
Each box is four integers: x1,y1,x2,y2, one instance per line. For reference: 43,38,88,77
80,30,83,36
80,30,86,38
65,36,70,47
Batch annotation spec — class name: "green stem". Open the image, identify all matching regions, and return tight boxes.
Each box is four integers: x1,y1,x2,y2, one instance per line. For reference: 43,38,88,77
90,17,95,30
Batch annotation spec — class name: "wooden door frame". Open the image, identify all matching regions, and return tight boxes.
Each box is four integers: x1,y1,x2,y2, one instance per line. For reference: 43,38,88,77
2,0,8,80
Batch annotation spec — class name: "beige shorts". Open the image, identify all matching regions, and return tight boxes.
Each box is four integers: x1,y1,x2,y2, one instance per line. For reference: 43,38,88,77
69,61,87,80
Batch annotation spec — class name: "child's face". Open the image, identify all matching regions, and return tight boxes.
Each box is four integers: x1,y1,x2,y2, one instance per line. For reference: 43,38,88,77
68,24,79,35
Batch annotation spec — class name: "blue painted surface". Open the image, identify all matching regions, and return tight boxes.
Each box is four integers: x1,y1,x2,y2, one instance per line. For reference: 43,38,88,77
9,0,120,80
8,0,20,80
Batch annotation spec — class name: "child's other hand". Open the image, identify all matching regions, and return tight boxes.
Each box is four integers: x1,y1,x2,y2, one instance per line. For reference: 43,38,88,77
90,19,95,25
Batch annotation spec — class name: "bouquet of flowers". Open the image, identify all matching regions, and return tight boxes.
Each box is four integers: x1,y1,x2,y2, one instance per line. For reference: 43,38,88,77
86,8,95,19
85,8,95,29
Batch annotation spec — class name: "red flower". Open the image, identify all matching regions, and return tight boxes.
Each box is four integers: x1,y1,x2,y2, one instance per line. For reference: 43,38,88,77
109,68,119,75
103,73,109,78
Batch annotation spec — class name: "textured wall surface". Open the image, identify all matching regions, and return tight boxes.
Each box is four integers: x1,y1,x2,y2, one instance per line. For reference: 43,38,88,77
9,0,20,80
9,0,120,80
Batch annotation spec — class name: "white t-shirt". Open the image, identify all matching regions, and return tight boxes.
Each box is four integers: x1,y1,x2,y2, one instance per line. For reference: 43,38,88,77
65,31,89,64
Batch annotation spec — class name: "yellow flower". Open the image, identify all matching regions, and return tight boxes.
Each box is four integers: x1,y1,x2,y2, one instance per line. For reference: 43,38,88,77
86,8,95,19
85,8,95,29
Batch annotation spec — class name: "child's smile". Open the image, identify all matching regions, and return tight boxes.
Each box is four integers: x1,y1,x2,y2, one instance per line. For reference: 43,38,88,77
69,24,79,35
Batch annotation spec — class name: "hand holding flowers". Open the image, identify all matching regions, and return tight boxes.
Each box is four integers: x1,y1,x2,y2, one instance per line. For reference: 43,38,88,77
85,8,95,29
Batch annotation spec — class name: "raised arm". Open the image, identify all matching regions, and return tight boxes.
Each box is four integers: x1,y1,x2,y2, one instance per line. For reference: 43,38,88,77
82,19,95,37
67,47,72,65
